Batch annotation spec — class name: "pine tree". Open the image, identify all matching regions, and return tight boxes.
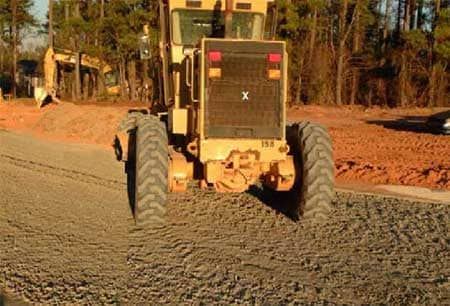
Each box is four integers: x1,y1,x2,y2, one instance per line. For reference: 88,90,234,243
0,0,36,96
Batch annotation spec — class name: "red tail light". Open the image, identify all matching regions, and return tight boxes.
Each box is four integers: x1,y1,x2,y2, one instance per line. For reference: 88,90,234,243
268,53,281,63
208,51,222,62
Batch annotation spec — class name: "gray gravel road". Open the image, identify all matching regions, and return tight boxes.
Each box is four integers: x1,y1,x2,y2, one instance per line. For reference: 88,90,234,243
0,129,449,304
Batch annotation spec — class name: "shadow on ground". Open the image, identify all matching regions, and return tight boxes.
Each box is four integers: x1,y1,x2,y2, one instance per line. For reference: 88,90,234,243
0,293,27,306
247,185,294,220
366,116,435,134
112,109,149,217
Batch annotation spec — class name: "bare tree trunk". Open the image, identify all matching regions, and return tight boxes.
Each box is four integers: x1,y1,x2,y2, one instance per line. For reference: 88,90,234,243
350,3,361,105
119,58,127,99
336,41,345,106
295,57,304,104
74,0,81,100
100,0,105,19
399,54,408,107
128,59,137,100
383,0,391,51
429,0,441,107
11,0,17,98
49,0,53,48
378,0,389,107
142,59,149,101
64,2,70,20
91,69,97,99
0,33,4,72
429,65,437,107
0,21,4,72
97,0,106,96
0,47,3,72
309,6,318,63
142,22,151,103
417,0,425,29
436,65,446,107
410,0,417,29
396,0,403,34
71,73,76,100
74,61,81,101
404,0,411,31
335,0,349,106
434,0,441,30
350,73,358,102
83,73,89,100
368,87,373,108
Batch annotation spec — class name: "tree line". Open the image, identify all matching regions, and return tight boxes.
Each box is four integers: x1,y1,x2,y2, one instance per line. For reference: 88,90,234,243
0,0,449,107
277,0,450,107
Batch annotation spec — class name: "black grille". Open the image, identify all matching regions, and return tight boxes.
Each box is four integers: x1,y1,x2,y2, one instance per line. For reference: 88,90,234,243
204,40,284,139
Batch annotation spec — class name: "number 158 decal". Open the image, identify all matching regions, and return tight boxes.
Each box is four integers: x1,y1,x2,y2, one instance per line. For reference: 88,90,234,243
262,140,275,148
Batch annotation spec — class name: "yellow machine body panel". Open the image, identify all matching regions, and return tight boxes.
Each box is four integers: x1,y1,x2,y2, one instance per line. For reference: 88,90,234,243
157,0,292,192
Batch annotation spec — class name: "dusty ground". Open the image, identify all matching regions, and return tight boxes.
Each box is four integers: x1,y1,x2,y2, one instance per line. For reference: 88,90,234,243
0,99,448,189
1,130,449,304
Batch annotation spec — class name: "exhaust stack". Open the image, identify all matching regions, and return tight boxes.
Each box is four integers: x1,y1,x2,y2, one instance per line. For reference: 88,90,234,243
225,0,233,38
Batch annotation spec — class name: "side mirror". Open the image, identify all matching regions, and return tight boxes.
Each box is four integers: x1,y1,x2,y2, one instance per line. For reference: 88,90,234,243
139,34,152,60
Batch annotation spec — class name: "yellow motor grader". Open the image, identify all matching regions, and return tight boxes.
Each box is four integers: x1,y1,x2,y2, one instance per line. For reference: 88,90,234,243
117,0,334,226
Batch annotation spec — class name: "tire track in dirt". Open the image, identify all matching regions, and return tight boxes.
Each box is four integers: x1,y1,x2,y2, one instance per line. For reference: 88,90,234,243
1,132,449,304
126,189,450,304
0,153,125,189
0,151,132,304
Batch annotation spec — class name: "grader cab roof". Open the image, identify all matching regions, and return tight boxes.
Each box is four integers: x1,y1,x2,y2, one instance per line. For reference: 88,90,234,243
164,0,272,14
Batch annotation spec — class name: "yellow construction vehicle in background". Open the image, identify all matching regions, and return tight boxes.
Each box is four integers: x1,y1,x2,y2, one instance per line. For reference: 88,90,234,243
34,47,120,107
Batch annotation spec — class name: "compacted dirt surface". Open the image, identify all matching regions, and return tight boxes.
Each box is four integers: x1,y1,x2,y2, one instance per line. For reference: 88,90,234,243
0,100,448,190
1,129,449,304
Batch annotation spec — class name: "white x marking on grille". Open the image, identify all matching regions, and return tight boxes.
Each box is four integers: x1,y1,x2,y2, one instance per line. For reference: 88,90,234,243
242,91,249,101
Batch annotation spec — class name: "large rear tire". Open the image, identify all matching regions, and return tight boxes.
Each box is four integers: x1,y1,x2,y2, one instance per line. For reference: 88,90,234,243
287,121,334,221
134,115,169,227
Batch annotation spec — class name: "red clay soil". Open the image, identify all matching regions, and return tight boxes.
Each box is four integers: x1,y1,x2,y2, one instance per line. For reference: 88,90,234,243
289,105,449,190
0,99,448,190
0,99,133,147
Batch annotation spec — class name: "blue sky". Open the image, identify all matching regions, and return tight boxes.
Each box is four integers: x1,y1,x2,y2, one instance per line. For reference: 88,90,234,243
22,1,47,49
33,0,48,23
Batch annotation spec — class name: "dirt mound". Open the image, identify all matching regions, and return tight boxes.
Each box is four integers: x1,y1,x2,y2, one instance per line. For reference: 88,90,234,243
31,103,129,147
0,100,142,147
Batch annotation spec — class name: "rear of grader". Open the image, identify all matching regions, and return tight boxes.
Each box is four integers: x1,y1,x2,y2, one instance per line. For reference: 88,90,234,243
116,0,335,226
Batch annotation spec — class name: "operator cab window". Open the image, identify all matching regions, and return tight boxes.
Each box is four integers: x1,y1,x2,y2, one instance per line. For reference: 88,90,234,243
105,71,118,87
172,9,264,45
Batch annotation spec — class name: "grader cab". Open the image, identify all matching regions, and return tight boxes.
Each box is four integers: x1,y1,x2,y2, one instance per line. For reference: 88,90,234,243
117,0,334,226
